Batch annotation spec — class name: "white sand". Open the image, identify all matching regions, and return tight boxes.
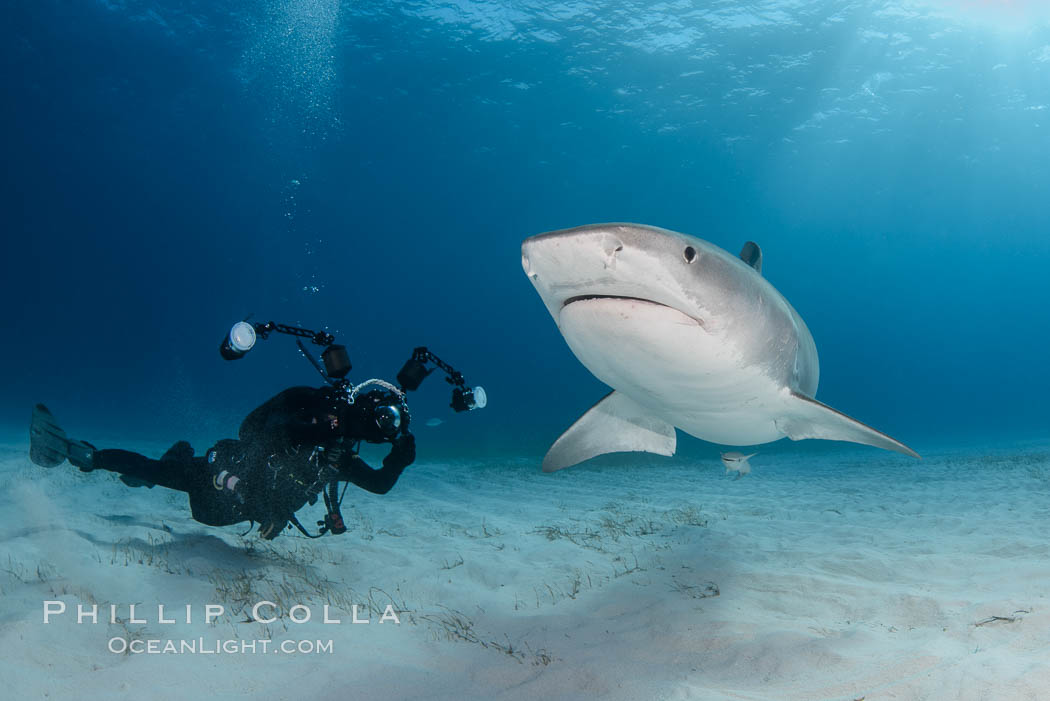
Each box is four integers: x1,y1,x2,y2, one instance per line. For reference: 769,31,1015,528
1,437,1049,700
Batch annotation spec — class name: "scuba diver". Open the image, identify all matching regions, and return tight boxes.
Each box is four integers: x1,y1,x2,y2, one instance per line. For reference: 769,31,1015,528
28,320,486,540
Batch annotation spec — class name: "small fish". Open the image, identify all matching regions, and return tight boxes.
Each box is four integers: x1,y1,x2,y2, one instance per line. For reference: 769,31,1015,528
425,418,444,427
720,451,757,479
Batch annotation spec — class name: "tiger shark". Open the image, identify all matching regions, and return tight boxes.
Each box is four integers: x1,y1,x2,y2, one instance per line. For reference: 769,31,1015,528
521,223,918,472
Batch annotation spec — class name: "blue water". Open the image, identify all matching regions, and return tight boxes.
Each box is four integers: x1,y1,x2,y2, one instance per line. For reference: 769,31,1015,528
4,0,1049,460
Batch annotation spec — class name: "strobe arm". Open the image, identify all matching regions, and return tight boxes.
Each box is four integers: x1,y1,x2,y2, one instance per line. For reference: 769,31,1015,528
253,322,334,347
419,348,465,387
397,347,459,390
397,347,487,412
220,320,348,379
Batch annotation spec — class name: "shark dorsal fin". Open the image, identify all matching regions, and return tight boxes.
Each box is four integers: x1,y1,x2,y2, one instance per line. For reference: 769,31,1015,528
739,241,762,274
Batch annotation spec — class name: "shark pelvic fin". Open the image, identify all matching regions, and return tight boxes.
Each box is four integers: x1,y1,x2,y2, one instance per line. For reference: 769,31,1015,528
778,391,920,459
542,391,677,472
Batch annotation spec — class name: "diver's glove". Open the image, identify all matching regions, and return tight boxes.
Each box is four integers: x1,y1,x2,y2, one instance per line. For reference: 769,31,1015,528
247,491,289,539
383,432,416,470
257,518,287,540
248,475,311,541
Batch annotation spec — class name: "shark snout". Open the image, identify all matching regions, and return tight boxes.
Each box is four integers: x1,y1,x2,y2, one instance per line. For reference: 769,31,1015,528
521,230,625,283
521,249,537,281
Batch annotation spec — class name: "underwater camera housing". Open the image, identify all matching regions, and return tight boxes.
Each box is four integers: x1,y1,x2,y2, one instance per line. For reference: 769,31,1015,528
344,388,409,444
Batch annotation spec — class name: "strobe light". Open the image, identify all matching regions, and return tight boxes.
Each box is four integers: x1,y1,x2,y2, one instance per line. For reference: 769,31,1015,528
220,321,257,360
451,385,487,412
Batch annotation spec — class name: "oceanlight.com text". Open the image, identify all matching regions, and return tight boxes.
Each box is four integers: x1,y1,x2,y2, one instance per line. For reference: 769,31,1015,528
108,637,335,655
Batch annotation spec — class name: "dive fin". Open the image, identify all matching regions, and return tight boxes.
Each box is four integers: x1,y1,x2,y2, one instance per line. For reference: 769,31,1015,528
739,241,762,274
29,404,96,469
777,392,920,459
30,404,72,467
542,391,677,472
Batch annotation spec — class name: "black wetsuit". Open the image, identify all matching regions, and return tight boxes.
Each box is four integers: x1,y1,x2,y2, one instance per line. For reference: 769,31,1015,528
90,386,414,539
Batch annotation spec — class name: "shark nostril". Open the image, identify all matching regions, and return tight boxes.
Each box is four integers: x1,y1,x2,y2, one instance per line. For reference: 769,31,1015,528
601,238,625,270
601,235,625,259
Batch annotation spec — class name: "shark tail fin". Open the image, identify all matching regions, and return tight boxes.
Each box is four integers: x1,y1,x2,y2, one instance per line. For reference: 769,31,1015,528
778,391,920,459
542,391,677,472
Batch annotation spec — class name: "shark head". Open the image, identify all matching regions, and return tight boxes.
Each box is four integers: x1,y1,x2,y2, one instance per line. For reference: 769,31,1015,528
523,223,723,326
521,223,818,397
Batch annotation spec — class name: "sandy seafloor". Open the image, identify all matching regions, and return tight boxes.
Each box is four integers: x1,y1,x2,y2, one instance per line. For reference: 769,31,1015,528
1,436,1049,701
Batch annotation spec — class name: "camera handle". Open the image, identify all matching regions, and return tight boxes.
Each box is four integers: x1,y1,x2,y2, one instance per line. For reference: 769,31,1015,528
296,340,350,388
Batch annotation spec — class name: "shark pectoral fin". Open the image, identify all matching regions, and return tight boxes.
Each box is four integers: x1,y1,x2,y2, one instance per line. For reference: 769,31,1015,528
542,391,677,472
778,391,920,459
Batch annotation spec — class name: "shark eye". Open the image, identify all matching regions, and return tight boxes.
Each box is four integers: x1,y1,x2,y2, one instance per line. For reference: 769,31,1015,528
683,246,697,264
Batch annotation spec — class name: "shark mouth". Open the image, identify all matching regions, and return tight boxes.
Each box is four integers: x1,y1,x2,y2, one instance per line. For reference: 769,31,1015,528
561,295,705,327
562,294,665,308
